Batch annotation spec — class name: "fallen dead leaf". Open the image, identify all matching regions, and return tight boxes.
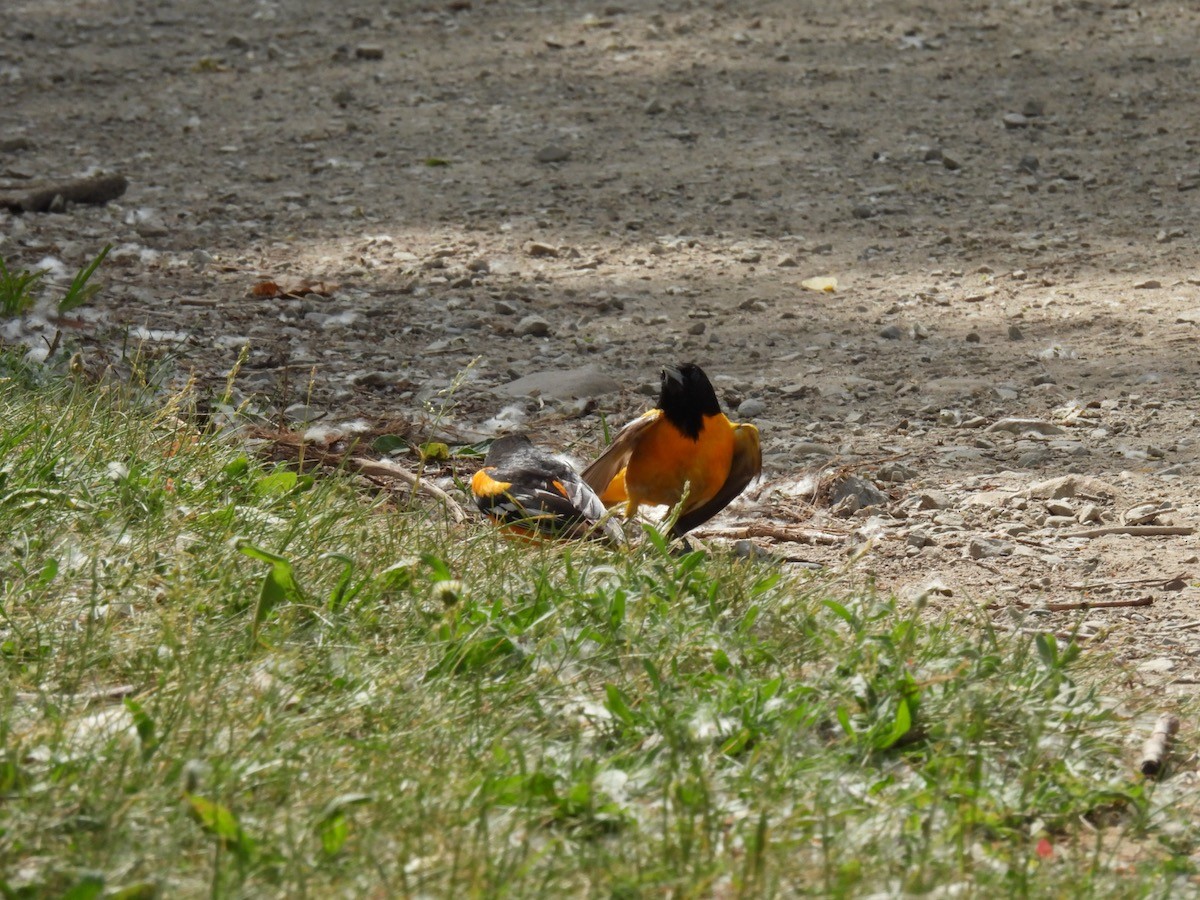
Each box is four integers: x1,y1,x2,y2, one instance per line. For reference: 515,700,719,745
801,276,838,293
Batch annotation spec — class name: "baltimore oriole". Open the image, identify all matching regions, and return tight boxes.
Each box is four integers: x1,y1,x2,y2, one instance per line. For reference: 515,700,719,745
471,433,622,542
582,363,761,537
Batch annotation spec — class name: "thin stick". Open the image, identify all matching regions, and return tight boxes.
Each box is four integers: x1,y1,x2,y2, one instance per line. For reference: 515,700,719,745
699,522,844,546
1140,714,1180,777
1043,596,1154,612
1064,525,1195,539
350,458,468,524
987,595,1154,612
1066,574,1189,591
0,173,128,212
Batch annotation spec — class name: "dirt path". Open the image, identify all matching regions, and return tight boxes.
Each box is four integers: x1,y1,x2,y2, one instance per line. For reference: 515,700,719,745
3,0,1200,681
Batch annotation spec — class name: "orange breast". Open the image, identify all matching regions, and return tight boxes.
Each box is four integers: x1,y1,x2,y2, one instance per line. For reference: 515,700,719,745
624,414,734,513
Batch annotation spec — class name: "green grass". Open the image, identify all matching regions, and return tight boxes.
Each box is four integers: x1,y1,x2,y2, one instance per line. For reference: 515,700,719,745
1,353,1198,898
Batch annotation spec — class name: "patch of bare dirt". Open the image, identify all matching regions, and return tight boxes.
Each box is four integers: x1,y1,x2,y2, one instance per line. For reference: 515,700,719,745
4,0,1200,684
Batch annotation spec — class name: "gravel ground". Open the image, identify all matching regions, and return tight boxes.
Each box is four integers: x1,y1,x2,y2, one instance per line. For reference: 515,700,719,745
4,0,1200,685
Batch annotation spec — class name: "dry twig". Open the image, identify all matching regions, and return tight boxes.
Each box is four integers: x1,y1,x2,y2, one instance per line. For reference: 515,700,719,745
250,428,469,524
1139,714,1180,777
1066,574,1189,591
0,173,128,212
1064,525,1195,539
699,522,845,546
350,457,468,523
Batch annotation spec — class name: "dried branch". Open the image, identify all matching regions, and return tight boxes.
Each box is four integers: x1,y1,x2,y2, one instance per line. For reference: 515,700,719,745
248,428,469,524
1064,525,1195,539
699,522,845,546
349,457,468,523
1066,574,1189,592
1139,714,1180,777
0,173,128,212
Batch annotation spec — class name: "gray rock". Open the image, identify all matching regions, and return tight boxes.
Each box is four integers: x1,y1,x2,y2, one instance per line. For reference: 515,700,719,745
879,324,904,340
737,397,766,418
1002,112,1029,129
1007,324,1024,340
1025,474,1118,499
517,316,552,337
830,474,888,510
525,241,559,258
1045,499,1075,517
907,530,934,548
497,366,619,401
1123,503,1167,526
911,491,951,510
877,461,917,483
284,403,324,424
535,145,571,163
794,441,836,458
968,536,1014,559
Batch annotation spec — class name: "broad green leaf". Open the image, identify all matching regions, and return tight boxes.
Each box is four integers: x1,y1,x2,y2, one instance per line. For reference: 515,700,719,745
185,793,256,861
238,541,305,643
605,683,636,725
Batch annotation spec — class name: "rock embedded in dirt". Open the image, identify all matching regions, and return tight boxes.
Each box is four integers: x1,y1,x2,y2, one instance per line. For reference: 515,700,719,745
879,324,903,340
1045,499,1075,517
1025,474,1118,500
516,315,552,337
909,491,951,511
497,366,619,401
876,462,916,483
524,241,559,258
968,536,1014,559
737,397,765,417
1123,503,1167,525
1002,113,1029,129
830,474,889,512
535,145,571,163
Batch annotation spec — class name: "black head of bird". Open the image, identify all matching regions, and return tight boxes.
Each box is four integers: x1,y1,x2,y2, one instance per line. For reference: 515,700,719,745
658,363,722,440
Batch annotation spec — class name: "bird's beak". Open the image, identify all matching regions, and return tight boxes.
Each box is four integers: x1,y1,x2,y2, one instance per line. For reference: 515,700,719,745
662,365,683,386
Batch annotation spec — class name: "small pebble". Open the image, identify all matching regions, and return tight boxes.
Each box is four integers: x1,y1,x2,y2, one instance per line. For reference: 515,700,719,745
535,145,571,163
354,44,384,60
1002,113,1029,129
879,324,903,340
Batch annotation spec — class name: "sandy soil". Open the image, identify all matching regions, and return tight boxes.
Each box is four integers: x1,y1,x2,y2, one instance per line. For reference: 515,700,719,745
4,0,1200,683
